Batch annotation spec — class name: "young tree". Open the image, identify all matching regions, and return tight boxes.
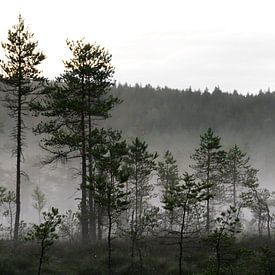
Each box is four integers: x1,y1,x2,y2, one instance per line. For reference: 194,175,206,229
32,186,47,223
31,39,118,243
190,128,225,233
205,206,240,275
242,186,275,238
163,172,207,275
157,150,180,231
59,209,79,243
223,145,256,207
26,207,63,275
2,190,16,239
125,137,158,263
0,15,45,240
93,129,130,275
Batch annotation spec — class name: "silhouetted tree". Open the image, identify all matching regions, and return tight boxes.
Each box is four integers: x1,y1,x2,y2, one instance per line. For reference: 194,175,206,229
2,190,16,239
93,129,129,275
205,206,240,275
223,145,256,207
26,207,63,275
163,172,207,275
125,137,158,268
0,15,45,240
31,39,118,243
32,186,47,223
191,128,225,232
157,150,180,231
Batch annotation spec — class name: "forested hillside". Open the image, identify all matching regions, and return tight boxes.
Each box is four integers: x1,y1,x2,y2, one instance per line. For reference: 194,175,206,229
111,84,275,135
108,84,275,188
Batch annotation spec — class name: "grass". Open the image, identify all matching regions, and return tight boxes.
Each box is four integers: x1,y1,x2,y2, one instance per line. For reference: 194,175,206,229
0,236,275,274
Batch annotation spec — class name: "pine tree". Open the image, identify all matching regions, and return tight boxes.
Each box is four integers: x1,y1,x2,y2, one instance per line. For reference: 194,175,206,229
32,186,47,223
31,39,118,243
163,172,207,275
26,207,63,275
190,128,225,233
223,144,257,207
157,150,180,230
205,206,241,275
0,15,45,240
93,129,129,275
125,137,158,265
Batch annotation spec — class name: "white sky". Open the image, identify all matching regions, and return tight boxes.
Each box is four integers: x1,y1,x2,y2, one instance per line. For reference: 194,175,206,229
1,0,275,94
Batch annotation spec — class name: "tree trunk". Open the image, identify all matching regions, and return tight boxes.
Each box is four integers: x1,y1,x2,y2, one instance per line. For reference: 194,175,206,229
216,238,221,275
88,92,96,244
14,84,22,241
233,154,237,207
206,151,211,233
131,210,135,265
179,206,186,275
9,202,13,240
80,76,88,243
267,207,271,240
88,144,96,243
38,237,45,275
107,189,112,275
97,205,103,242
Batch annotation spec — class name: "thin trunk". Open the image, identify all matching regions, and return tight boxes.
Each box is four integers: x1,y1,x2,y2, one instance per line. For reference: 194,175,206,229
131,210,135,264
38,237,45,275
81,75,88,243
97,205,102,242
267,207,271,240
258,209,262,237
107,186,112,275
88,186,96,243
233,155,237,207
216,237,221,275
138,245,143,274
88,111,96,243
179,205,187,275
206,151,211,233
9,202,13,240
170,210,174,231
14,78,22,241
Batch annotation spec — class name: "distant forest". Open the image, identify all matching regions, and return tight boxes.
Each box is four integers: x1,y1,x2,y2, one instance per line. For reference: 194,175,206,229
110,84,275,136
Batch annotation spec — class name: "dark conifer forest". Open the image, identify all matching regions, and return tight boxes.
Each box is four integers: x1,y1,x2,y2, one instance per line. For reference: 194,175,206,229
1,16,275,275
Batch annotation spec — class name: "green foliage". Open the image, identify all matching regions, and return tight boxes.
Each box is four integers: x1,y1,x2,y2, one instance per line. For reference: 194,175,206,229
157,150,180,230
59,210,80,242
163,172,206,211
26,207,62,246
31,39,118,163
25,207,63,274
32,186,47,223
93,129,130,218
124,137,158,256
205,206,241,274
191,128,225,194
0,14,45,241
223,145,259,208
191,128,226,232
157,150,179,193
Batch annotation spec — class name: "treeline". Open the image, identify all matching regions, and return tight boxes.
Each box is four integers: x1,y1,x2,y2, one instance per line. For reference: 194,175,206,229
109,84,275,135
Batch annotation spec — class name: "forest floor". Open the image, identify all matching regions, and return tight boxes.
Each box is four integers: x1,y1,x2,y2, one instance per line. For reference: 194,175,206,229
0,236,274,274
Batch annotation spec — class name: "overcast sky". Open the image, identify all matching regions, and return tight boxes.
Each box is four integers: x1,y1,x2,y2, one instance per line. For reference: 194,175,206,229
1,0,275,94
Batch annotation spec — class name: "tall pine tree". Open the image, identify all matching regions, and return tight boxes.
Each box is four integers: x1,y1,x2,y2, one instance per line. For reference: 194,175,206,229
190,128,225,233
31,39,118,242
0,15,45,240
